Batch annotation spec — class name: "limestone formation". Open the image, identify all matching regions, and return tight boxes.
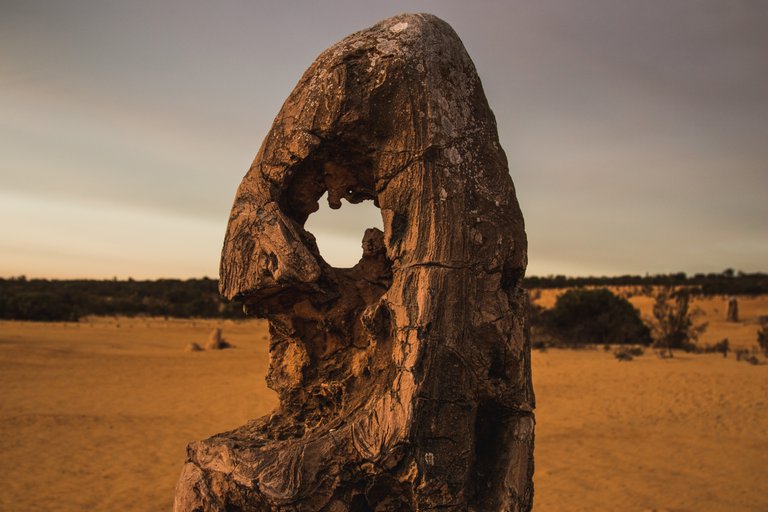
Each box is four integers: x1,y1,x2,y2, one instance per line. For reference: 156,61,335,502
175,13,534,511
727,297,739,322
206,327,231,350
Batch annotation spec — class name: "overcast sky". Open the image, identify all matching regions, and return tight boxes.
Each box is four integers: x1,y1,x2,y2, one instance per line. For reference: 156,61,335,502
2,0,767,278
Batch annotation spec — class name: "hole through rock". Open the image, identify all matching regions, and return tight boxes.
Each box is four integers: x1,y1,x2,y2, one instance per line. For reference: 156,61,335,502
304,192,384,268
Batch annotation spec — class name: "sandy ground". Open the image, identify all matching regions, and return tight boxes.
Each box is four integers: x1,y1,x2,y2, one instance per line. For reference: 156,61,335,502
0,318,277,511
533,349,767,511
1,296,766,511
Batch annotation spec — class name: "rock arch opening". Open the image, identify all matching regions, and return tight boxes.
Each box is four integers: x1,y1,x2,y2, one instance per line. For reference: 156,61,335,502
304,193,384,268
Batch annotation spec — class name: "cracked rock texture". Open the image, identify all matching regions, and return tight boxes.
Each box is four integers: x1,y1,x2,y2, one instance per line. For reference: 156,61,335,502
174,13,534,512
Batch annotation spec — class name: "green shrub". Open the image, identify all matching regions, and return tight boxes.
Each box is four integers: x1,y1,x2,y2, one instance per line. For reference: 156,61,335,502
538,288,651,346
649,286,707,356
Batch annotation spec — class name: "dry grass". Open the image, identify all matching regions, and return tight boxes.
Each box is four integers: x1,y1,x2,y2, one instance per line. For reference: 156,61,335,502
1,297,767,511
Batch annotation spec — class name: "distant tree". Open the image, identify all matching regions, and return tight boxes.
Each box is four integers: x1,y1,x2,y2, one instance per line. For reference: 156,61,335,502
649,286,708,357
539,288,651,346
639,283,654,297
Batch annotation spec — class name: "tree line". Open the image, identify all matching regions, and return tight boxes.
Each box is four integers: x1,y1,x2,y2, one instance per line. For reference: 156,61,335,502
1,270,766,322
0,277,242,322
524,270,768,296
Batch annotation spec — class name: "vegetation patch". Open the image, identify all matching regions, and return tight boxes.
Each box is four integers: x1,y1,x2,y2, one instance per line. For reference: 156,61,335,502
533,288,651,347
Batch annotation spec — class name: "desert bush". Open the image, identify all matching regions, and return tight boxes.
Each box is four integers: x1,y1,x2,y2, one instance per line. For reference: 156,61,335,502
712,338,729,356
527,298,545,326
612,346,641,361
537,288,651,346
734,348,760,364
648,286,707,357
697,338,730,357
757,322,768,357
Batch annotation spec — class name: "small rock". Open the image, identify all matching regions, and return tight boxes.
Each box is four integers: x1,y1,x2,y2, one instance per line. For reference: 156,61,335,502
205,328,231,350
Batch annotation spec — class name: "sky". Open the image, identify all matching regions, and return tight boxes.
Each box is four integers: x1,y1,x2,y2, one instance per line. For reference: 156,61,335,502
2,0,767,279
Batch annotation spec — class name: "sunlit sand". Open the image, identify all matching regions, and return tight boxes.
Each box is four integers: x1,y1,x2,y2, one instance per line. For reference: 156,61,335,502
1,295,766,511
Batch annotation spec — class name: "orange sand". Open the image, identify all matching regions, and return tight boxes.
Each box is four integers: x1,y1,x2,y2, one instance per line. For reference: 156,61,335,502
1,297,766,511
533,349,767,511
0,318,277,511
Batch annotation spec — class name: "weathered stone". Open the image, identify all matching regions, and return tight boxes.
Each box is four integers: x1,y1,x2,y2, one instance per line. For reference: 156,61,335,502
206,327,231,350
175,13,534,511
727,297,739,322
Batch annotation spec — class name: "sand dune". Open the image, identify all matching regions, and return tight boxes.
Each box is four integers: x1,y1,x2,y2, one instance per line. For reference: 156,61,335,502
1,297,766,511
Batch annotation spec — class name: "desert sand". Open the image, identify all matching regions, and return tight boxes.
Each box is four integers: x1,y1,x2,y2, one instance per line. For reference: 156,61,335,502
1,295,766,511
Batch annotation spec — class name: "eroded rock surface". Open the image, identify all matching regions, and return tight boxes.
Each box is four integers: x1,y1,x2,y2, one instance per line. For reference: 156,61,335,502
175,13,534,511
